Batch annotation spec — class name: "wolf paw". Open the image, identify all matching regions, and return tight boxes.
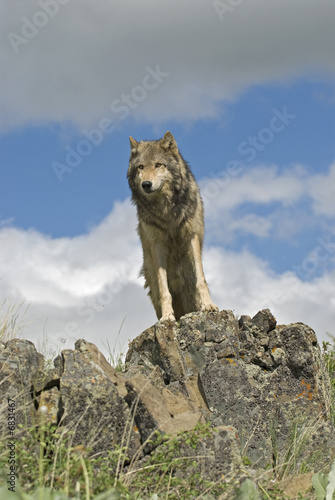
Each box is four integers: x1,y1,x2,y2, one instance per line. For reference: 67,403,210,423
160,312,176,322
202,302,219,313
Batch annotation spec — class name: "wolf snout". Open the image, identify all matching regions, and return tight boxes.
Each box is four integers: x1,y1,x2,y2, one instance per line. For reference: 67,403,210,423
142,181,153,192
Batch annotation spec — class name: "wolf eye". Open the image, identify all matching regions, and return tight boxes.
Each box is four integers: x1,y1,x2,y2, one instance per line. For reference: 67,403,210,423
137,164,144,170
155,163,163,168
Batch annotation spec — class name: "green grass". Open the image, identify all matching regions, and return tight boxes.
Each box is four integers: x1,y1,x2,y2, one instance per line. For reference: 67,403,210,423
101,316,127,372
322,340,335,425
0,422,228,499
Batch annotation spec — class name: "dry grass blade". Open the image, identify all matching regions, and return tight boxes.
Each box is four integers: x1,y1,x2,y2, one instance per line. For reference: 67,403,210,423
0,299,31,341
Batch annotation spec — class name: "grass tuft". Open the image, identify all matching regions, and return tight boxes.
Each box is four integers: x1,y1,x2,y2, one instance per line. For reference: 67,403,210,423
0,299,31,341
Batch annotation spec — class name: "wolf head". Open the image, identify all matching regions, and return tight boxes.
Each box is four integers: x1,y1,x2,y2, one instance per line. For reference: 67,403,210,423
127,131,181,196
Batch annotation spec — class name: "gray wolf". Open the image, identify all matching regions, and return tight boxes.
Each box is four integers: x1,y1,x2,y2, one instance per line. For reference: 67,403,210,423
127,131,218,321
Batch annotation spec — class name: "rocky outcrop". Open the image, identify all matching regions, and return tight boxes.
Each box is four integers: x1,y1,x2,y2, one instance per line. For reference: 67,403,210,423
126,309,335,470
0,309,334,481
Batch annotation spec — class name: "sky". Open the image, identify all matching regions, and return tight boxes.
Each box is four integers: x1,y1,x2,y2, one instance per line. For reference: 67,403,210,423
0,0,335,359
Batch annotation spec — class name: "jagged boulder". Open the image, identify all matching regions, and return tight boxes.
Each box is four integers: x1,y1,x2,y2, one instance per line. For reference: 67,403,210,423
56,339,141,457
0,339,44,427
126,309,335,469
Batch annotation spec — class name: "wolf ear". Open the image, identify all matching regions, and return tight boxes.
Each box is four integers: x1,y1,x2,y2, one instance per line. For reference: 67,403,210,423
160,131,178,154
129,136,139,153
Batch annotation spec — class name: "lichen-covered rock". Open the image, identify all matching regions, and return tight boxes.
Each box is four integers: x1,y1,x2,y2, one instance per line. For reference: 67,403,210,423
0,339,44,430
59,339,140,457
179,425,243,482
126,309,335,469
124,369,207,446
124,323,210,445
126,424,243,487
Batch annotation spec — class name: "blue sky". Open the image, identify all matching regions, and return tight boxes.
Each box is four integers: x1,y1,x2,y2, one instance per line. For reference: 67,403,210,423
1,0,335,355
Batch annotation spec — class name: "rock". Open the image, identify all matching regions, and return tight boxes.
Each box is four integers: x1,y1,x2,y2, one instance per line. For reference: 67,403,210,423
124,322,210,446
126,310,335,469
251,308,277,333
127,424,243,488
1,308,334,484
124,370,207,445
0,339,44,429
180,425,243,482
59,339,140,457
279,472,314,498
38,386,60,424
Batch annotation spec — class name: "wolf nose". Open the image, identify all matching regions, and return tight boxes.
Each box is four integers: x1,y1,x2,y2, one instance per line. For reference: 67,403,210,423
142,181,152,191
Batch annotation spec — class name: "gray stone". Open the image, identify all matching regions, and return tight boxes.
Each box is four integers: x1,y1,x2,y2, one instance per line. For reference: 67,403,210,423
59,339,140,457
0,339,44,431
126,310,335,469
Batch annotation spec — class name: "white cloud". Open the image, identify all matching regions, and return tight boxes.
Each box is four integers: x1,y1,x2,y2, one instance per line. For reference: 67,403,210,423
229,213,272,238
308,163,335,216
0,198,156,355
1,0,334,131
201,164,308,212
0,200,141,307
201,162,335,241
1,193,334,360
206,246,335,342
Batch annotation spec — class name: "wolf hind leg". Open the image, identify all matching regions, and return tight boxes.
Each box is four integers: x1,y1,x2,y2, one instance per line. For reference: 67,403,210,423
171,291,200,320
141,262,162,320
170,271,201,320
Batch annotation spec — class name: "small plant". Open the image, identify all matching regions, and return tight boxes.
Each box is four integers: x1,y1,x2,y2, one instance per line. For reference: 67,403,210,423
102,317,127,371
312,458,335,500
322,341,335,382
233,479,261,500
270,416,319,480
242,456,252,466
36,330,61,371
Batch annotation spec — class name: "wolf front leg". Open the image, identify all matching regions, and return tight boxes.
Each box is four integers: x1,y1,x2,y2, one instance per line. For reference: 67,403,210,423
151,242,176,322
191,234,219,313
